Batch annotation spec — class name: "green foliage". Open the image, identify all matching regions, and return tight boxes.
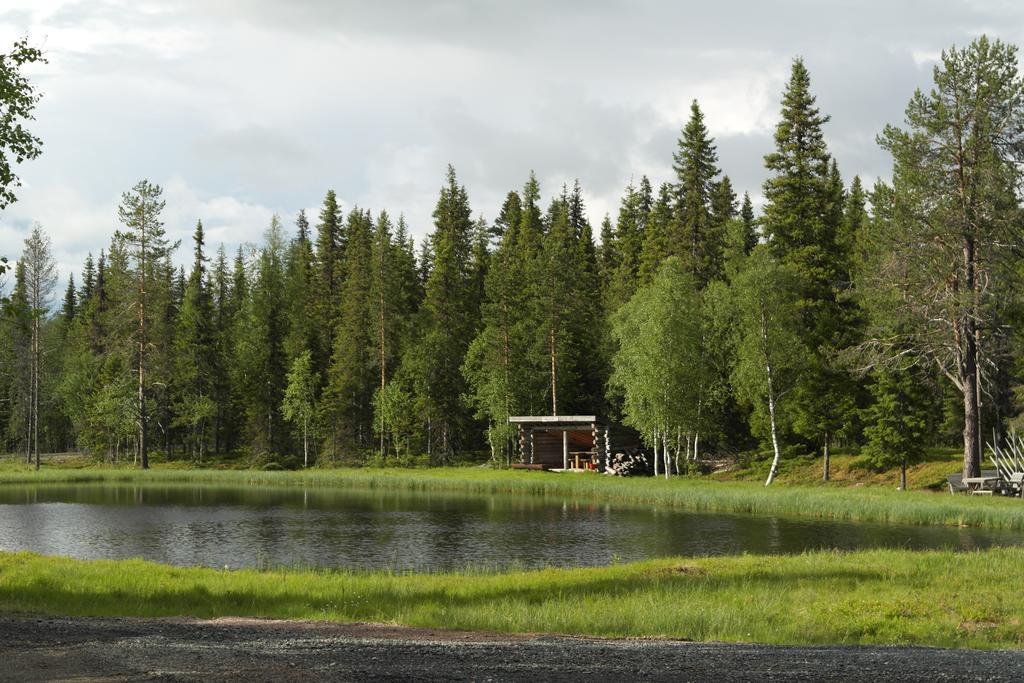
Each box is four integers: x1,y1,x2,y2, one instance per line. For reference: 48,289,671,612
282,350,319,466
13,36,1024,475
861,369,933,471
610,257,704,444
0,37,46,208
855,37,1024,477
728,248,808,447
234,217,288,457
671,101,725,287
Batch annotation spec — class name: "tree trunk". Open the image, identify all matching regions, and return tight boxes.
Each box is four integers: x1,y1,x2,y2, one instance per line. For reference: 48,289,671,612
763,313,782,487
549,326,558,416
663,429,670,479
674,427,681,474
962,326,981,479
899,457,907,491
32,314,39,471
822,431,830,482
138,345,147,469
303,420,309,468
652,427,659,477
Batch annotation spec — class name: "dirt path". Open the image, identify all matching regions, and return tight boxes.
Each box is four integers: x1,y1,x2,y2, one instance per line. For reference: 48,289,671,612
2,614,1022,682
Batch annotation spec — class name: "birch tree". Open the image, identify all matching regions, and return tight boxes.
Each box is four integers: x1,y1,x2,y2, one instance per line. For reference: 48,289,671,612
610,257,705,477
729,248,808,485
282,350,319,467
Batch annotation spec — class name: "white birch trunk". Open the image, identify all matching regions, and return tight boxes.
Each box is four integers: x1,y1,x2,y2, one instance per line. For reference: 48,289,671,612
763,311,783,487
652,427,659,477
663,429,670,479
675,427,681,473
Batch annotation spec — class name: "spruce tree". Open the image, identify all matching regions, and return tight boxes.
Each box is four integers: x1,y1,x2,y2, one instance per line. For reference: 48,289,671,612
173,220,216,461
638,183,675,282
739,192,758,255
673,100,724,287
761,59,853,462
80,253,95,302
283,209,316,365
235,217,288,458
210,244,233,453
408,165,477,459
61,275,77,323
313,190,344,379
464,191,534,462
324,209,375,455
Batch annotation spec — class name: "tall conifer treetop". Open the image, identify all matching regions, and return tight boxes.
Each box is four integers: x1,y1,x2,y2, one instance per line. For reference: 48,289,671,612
762,58,833,257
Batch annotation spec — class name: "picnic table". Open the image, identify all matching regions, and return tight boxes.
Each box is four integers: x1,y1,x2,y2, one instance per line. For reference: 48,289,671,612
963,476,1001,495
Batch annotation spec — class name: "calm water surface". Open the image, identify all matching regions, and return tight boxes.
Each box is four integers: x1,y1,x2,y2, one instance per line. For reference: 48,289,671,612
0,483,1021,570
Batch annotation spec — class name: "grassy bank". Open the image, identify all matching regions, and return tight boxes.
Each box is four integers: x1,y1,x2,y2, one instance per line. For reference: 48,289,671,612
2,548,1022,649
1,465,1023,531
711,448,962,491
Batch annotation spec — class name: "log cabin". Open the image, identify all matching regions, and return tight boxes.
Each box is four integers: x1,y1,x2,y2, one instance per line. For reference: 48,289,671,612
508,415,639,471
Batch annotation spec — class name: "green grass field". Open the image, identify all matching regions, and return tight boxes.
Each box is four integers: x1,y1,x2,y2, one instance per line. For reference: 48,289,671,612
2,548,1022,649
4,458,1024,648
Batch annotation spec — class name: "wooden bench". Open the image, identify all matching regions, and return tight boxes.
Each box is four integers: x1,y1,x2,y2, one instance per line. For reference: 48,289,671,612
947,473,969,494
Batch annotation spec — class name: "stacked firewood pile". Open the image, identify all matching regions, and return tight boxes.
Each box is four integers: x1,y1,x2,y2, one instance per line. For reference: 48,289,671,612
603,448,651,476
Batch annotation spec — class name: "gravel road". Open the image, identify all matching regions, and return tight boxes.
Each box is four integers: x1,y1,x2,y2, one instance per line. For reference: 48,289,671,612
2,614,1022,682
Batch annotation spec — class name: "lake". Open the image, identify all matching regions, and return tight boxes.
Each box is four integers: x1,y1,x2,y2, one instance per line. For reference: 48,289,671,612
0,483,1020,570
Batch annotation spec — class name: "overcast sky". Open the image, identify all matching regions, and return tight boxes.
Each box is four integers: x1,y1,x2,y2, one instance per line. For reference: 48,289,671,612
1,0,1022,285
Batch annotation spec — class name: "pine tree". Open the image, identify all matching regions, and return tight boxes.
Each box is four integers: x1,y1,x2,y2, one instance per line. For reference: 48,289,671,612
468,214,491,324
115,180,175,469
598,214,617,292
865,37,1024,477
537,197,581,414
220,246,249,452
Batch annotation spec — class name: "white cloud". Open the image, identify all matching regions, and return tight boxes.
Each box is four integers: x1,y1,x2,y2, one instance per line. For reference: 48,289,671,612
1,0,1022,264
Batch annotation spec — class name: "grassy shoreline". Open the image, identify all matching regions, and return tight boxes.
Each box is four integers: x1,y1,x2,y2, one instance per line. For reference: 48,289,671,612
2,465,1024,531
2,548,1023,649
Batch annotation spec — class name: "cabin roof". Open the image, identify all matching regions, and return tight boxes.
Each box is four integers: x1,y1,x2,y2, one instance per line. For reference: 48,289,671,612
508,415,603,426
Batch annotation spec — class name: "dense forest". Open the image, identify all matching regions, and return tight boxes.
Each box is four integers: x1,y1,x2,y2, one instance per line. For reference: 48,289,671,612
3,37,1024,481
